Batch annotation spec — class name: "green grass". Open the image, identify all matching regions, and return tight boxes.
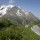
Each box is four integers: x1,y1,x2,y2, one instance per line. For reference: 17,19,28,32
32,21,40,26
22,26,40,40
0,25,40,40
0,19,40,40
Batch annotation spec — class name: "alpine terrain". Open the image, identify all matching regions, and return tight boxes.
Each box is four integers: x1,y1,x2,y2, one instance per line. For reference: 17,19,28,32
0,4,40,40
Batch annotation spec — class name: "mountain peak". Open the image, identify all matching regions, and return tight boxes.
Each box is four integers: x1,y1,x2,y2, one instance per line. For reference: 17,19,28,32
0,4,39,25
0,5,15,17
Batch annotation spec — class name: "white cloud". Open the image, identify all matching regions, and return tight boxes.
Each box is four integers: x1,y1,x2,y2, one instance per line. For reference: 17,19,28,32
18,6,21,9
9,0,15,5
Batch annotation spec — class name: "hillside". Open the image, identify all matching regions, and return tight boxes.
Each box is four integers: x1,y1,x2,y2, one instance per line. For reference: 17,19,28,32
0,19,40,40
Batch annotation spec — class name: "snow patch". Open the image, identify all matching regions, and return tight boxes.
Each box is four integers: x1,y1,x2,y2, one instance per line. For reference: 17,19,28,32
16,10,22,16
22,9,24,12
31,25,40,36
25,12,28,15
25,25,29,28
0,5,14,17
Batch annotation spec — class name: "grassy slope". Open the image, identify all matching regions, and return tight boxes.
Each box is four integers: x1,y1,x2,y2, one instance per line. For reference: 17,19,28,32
22,25,40,40
32,21,40,26
0,19,40,40
0,25,40,40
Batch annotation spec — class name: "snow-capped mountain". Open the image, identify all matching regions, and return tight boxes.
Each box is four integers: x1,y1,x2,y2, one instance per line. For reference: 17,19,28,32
0,5,14,17
0,4,39,25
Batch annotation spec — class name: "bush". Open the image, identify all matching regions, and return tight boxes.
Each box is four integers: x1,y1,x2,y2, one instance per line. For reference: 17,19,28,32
0,19,13,30
0,19,23,40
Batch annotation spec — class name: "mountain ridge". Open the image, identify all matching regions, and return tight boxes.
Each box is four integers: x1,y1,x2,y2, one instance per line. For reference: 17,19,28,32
0,5,39,25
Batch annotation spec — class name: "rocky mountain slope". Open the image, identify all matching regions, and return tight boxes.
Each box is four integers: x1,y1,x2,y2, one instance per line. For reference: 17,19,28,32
0,5,39,25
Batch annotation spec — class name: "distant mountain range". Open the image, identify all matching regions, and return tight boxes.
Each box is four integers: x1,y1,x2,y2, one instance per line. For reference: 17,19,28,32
0,5,39,25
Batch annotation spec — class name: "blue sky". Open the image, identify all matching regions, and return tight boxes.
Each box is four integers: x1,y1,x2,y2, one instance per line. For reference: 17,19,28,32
0,0,40,19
